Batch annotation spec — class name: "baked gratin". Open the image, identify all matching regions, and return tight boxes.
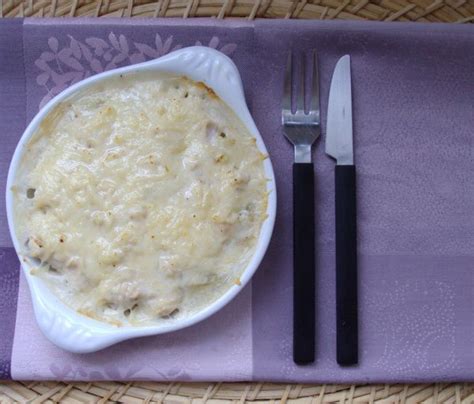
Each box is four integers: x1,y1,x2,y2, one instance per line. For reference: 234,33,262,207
13,72,268,326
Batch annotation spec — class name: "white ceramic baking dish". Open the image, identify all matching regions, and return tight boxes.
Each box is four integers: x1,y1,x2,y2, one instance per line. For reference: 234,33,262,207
6,46,276,353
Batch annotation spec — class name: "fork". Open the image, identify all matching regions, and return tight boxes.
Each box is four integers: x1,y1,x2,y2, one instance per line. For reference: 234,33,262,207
282,51,320,365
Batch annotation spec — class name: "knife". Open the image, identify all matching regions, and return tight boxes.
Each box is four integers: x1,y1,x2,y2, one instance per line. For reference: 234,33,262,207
325,55,358,366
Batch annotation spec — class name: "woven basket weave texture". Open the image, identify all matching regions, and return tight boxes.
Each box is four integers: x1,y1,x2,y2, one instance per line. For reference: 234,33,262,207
1,381,474,403
1,0,473,22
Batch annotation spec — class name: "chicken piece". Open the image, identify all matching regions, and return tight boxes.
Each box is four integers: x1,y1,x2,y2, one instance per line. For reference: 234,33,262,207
99,274,142,308
148,288,184,318
26,236,49,261
95,237,124,266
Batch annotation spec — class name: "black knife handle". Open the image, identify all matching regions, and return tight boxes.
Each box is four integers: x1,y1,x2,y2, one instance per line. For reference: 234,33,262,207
293,162,315,365
335,165,358,365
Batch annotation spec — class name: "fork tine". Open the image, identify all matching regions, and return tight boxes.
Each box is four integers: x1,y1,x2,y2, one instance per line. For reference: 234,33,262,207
310,51,320,121
283,51,292,113
296,52,305,113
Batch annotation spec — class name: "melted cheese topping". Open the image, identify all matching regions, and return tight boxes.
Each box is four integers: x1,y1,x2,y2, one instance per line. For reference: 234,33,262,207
14,73,267,326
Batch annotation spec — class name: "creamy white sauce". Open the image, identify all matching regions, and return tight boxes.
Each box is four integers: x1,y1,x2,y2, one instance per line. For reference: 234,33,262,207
13,73,268,326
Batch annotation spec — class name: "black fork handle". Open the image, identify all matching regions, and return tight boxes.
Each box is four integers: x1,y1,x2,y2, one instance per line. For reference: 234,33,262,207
293,162,315,365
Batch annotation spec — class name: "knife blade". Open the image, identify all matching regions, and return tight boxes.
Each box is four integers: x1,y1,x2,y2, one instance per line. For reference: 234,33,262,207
326,55,359,366
326,55,353,165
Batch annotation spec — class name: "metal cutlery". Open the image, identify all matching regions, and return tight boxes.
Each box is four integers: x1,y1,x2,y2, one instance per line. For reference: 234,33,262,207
325,55,358,366
282,51,320,365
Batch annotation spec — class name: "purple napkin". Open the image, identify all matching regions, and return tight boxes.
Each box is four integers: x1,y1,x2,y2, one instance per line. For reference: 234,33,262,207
1,18,473,382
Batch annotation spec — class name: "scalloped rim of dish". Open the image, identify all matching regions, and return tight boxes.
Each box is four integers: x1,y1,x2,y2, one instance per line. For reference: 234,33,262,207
5,46,277,353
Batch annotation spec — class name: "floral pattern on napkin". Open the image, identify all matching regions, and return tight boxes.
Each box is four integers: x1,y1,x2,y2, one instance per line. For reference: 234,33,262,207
35,33,237,109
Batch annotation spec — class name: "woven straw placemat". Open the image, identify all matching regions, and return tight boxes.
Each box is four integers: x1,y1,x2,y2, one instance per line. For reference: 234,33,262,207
0,381,473,403
1,0,473,22
1,1,474,403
